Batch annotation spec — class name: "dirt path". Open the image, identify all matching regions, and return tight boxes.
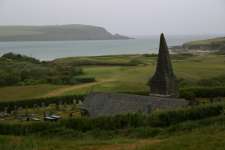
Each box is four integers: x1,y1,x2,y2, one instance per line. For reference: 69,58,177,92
82,139,162,150
44,79,115,97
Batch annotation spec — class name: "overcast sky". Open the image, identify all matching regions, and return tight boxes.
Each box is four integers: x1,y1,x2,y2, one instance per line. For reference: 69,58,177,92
0,0,225,36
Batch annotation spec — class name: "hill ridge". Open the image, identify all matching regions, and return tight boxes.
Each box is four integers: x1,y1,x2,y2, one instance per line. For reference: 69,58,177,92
0,24,132,41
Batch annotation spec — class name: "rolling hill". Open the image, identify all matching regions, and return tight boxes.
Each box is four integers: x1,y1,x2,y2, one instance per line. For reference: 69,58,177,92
0,24,131,41
182,37,225,51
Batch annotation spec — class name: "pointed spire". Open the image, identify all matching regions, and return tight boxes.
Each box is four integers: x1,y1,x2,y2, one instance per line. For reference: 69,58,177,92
149,33,178,97
155,33,174,76
159,33,169,53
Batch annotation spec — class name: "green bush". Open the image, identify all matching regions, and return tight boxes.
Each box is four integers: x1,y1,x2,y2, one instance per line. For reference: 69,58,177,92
0,53,85,86
62,103,225,130
142,54,157,57
0,102,224,136
147,103,224,127
180,87,225,98
129,58,144,65
198,75,225,86
0,94,86,112
126,127,162,138
2,53,40,64
0,122,59,135
69,76,95,84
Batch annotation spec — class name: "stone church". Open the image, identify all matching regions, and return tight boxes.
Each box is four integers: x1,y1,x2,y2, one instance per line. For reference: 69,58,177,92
81,33,188,117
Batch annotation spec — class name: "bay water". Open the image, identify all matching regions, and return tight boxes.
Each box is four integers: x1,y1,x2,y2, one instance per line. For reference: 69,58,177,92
0,35,218,60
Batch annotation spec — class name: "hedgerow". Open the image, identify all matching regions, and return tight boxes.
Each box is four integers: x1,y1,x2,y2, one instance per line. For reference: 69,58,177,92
0,102,224,135
180,87,225,99
0,94,85,112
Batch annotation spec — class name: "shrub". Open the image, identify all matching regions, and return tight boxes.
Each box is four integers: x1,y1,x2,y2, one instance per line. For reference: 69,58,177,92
2,53,40,64
0,94,86,112
178,78,196,88
147,103,224,127
180,87,225,98
69,76,95,84
142,54,157,57
0,102,225,136
198,75,225,86
0,53,85,86
57,103,225,130
129,58,144,65
126,127,162,138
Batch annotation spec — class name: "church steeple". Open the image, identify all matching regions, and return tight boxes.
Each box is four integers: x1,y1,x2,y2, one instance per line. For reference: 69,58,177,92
149,33,178,97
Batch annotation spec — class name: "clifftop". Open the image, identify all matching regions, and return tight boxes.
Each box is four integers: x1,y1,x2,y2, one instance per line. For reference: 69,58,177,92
182,37,225,51
0,24,132,41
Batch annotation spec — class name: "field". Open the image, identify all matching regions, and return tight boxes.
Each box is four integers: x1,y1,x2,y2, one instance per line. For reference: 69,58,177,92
0,53,225,150
0,53,225,101
1,115,225,150
0,85,68,102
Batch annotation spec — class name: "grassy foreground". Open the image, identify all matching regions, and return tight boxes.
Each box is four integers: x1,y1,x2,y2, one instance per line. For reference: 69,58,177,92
0,102,225,150
1,115,225,150
0,53,225,101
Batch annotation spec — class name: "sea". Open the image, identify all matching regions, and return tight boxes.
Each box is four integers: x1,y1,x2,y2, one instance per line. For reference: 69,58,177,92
0,35,220,61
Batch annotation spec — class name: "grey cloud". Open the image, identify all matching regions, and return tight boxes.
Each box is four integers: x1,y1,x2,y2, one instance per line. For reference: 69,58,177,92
0,0,224,36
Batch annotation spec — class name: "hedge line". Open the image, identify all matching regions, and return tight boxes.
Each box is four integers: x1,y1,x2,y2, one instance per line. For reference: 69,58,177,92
180,87,225,99
0,94,86,112
121,87,225,99
0,102,224,135
1,86,224,112
61,103,224,130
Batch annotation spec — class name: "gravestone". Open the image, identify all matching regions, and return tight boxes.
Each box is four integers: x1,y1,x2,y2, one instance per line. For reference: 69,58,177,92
149,33,178,97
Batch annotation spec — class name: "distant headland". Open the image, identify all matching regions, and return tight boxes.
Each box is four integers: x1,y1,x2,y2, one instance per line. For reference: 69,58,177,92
171,36,225,54
0,24,133,41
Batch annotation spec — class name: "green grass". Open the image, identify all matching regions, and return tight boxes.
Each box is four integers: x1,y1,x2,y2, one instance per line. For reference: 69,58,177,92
1,53,225,150
0,84,68,101
1,115,225,150
138,126,225,150
0,53,225,101
62,54,225,95
1,101,225,150
185,37,225,46
0,135,135,150
183,37,225,51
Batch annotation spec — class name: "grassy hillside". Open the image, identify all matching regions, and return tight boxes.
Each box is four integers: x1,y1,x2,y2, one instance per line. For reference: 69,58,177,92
0,51,225,150
1,106,225,150
0,25,131,41
1,121,225,150
182,37,225,51
0,53,225,101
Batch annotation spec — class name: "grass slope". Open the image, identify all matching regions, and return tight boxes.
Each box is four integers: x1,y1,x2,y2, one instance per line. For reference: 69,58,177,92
0,53,225,101
1,115,225,150
0,85,68,102
138,126,225,150
183,37,225,51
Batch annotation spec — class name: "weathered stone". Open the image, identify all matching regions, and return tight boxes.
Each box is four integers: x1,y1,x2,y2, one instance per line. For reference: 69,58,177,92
82,92,187,117
149,33,178,97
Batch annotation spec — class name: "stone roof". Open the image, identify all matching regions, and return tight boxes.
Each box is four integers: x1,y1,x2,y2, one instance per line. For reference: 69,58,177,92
82,92,188,117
